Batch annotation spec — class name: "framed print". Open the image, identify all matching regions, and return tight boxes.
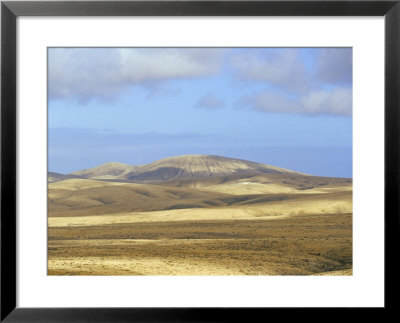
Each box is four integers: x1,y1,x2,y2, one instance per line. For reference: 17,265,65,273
1,0,399,321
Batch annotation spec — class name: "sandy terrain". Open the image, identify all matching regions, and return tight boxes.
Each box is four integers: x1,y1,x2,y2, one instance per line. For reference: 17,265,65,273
49,215,352,275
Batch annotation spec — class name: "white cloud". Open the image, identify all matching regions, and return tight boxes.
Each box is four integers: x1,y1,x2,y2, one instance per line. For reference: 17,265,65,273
239,87,352,116
301,87,352,115
48,48,225,102
118,49,222,82
48,48,353,116
231,49,309,92
231,48,352,92
232,48,352,116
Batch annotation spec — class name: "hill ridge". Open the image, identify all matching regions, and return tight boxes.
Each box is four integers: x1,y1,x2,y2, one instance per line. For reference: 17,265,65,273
70,161,139,180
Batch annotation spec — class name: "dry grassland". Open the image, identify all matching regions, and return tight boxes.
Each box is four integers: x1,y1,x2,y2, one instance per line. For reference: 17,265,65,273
48,173,352,275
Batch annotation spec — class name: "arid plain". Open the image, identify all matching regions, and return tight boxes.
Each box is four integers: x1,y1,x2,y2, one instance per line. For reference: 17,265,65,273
48,155,352,275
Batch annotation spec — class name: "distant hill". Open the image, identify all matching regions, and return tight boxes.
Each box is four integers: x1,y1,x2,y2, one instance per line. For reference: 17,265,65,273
57,155,304,182
122,155,301,181
70,162,139,180
48,172,82,183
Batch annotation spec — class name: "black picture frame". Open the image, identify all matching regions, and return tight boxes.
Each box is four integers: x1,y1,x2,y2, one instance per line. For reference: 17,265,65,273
1,1,399,321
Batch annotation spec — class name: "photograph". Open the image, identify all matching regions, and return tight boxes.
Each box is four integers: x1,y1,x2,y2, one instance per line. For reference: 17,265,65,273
47,47,353,276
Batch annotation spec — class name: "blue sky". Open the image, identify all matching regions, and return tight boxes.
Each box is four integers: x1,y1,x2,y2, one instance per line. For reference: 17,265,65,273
48,48,352,177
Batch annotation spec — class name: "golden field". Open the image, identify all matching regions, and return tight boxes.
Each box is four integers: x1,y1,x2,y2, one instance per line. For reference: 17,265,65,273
48,162,352,276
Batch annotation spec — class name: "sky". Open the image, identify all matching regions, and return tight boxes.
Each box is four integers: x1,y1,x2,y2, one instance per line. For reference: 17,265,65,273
48,48,352,178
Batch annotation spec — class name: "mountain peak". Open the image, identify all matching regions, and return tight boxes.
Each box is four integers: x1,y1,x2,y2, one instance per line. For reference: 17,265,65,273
124,155,300,181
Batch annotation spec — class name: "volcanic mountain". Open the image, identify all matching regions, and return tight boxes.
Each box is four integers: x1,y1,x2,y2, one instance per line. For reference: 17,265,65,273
67,155,303,182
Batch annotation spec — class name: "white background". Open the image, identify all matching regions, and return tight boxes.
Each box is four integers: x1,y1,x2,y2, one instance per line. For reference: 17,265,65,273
17,17,384,307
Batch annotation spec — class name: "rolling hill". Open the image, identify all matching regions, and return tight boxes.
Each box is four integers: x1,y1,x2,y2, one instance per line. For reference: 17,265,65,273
49,154,351,218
